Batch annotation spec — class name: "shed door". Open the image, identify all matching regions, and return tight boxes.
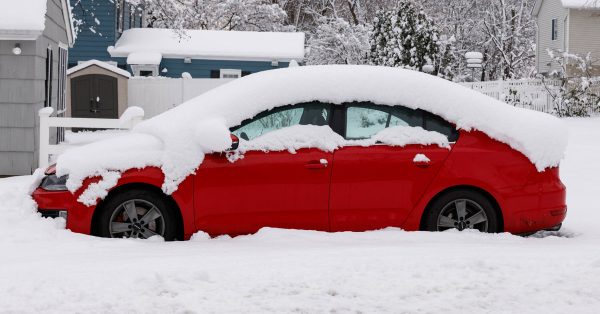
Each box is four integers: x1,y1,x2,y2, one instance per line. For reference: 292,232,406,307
71,74,118,119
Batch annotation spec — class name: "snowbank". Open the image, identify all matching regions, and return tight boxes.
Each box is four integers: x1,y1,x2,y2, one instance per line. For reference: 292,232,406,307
561,0,600,9
56,65,568,201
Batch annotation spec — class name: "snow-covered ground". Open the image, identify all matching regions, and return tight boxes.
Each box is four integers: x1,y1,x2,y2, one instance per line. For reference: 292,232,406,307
0,118,599,313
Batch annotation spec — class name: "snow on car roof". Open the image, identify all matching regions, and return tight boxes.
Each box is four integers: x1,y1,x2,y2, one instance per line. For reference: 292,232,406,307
57,65,568,201
0,0,47,34
107,28,306,63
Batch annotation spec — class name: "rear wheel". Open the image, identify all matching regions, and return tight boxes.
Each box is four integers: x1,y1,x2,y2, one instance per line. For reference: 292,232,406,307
424,189,500,233
96,189,179,240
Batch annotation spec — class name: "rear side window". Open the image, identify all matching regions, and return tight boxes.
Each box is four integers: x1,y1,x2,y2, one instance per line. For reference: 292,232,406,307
232,102,331,141
344,102,458,142
345,103,422,140
423,112,459,142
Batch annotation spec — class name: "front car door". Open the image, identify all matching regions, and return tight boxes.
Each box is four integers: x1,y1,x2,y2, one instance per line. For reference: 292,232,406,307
194,102,334,236
329,102,458,232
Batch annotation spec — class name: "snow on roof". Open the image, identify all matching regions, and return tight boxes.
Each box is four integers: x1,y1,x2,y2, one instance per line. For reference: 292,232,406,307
67,60,131,78
0,0,47,39
56,66,568,201
108,28,306,63
561,0,600,9
127,52,163,65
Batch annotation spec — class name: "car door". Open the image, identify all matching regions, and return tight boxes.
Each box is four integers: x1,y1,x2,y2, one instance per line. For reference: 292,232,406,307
194,102,334,236
329,103,457,232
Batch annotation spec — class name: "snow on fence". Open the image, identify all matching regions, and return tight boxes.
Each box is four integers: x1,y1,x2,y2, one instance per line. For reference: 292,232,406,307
128,77,233,118
38,107,145,169
459,79,562,113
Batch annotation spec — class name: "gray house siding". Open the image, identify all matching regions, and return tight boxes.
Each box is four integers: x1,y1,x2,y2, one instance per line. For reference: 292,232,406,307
0,0,70,175
535,0,569,75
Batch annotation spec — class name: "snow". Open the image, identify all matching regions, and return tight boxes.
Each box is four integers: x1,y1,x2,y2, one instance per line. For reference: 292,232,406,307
126,52,163,65
108,28,306,62
55,66,567,202
181,72,192,79
561,0,600,9
0,118,599,313
0,0,47,33
413,153,431,162
67,60,131,78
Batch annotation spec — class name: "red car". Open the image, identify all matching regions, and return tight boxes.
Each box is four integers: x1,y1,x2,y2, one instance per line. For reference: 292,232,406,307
33,101,566,240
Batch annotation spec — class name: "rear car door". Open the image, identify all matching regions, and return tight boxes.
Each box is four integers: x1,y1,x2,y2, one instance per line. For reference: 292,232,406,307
329,102,458,232
194,102,334,236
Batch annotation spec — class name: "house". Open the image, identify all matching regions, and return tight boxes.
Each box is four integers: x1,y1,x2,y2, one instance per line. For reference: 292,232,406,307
107,28,306,78
0,0,74,176
68,0,144,69
533,0,600,76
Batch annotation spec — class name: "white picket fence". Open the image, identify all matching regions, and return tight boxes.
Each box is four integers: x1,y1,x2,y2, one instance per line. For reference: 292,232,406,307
459,79,562,113
38,106,145,169
128,77,233,118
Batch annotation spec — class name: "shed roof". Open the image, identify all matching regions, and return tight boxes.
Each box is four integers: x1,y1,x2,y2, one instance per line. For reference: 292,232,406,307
108,28,305,64
67,60,131,78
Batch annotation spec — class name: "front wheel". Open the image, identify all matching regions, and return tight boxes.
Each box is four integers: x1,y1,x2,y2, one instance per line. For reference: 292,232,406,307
96,189,179,240
423,190,500,233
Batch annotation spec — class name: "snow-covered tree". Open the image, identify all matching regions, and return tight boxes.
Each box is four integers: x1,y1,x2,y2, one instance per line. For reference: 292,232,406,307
128,0,289,31
369,2,442,74
306,17,370,65
540,51,600,117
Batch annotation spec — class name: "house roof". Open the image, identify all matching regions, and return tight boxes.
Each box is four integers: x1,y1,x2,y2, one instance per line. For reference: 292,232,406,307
108,28,306,64
67,60,131,78
533,0,600,16
561,0,600,9
0,0,74,44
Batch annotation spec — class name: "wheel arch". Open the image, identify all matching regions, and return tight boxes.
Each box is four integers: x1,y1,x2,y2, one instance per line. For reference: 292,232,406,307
91,183,185,240
418,185,504,232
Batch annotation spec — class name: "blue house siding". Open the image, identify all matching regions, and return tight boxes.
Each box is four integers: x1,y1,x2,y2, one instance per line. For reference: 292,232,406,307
155,59,291,78
69,0,117,66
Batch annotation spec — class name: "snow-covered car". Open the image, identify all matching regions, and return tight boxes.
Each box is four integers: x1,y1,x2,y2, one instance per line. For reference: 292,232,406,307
33,66,567,240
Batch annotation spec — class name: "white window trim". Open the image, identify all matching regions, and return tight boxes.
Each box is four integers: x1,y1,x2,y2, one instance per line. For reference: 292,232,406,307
131,64,159,77
220,69,242,79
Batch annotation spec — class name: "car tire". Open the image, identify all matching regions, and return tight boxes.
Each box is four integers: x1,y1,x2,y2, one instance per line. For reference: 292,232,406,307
96,189,179,240
424,189,500,233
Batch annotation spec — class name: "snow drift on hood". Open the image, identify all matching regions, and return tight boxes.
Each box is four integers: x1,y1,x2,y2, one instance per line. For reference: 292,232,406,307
56,65,568,200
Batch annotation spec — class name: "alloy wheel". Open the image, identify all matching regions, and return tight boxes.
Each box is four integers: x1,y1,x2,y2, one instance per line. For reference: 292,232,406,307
436,199,489,232
108,199,165,239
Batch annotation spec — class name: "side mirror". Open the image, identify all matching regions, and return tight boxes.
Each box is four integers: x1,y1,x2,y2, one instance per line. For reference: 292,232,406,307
228,134,240,151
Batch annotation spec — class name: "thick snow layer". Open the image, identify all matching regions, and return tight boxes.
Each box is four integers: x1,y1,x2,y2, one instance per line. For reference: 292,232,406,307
561,0,600,9
0,0,46,32
56,66,567,201
0,119,599,313
66,60,131,78
235,125,449,155
126,52,163,65
108,28,306,62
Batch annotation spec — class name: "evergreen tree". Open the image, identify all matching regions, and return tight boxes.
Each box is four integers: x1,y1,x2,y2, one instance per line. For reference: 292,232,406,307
369,2,442,75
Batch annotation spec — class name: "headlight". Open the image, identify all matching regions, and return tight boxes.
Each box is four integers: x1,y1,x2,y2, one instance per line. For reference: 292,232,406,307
40,174,68,191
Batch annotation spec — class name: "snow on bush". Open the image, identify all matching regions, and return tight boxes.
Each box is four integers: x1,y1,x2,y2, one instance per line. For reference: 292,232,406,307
56,65,568,204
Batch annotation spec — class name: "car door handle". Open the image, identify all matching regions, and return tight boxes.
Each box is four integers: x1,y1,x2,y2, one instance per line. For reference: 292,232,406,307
305,159,328,170
413,154,431,168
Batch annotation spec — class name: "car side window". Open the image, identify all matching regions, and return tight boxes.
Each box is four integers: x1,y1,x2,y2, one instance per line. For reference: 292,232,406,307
345,103,423,140
232,103,331,141
423,112,459,142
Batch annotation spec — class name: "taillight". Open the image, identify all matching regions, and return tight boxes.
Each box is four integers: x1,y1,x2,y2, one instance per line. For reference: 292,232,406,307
44,164,57,175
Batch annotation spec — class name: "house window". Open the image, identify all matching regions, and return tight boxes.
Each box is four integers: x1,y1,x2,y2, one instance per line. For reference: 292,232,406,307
117,0,124,35
131,64,158,77
56,44,68,142
220,69,242,79
551,18,558,41
44,46,53,108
